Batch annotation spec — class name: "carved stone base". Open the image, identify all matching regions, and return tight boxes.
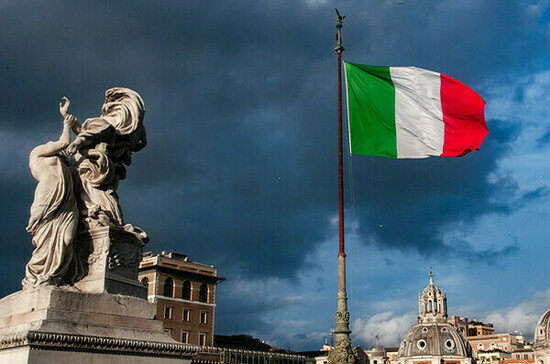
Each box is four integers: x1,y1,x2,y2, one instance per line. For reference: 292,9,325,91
74,226,147,299
327,334,357,364
328,291,357,364
0,286,196,363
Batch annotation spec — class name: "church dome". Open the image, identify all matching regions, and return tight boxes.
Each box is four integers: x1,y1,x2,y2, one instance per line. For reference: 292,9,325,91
398,323,472,358
534,308,550,346
371,343,386,358
396,272,473,364
533,308,550,364
423,280,442,296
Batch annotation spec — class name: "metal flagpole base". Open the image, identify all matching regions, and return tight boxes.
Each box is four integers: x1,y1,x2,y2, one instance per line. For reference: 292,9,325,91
327,255,357,363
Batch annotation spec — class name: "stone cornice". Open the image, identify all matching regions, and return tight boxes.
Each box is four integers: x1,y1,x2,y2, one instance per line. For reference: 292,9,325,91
0,331,198,358
150,295,217,307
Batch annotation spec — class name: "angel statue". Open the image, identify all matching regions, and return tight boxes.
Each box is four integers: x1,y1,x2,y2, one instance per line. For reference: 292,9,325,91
65,88,148,241
23,98,80,288
23,88,149,290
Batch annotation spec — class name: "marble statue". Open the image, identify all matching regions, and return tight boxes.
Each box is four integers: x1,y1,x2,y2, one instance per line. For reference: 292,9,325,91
1,89,195,363
23,98,80,288
66,87,147,231
23,88,148,289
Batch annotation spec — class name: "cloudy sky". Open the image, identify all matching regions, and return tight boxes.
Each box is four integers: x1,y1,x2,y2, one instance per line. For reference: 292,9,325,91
1,0,550,352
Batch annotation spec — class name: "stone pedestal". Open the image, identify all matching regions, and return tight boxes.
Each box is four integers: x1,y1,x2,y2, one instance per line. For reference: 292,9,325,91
74,226,147,299
0,286,196,363
0,226,195,363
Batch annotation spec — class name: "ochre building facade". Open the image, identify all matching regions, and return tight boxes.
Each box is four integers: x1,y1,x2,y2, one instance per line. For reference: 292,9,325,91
138,251,225,346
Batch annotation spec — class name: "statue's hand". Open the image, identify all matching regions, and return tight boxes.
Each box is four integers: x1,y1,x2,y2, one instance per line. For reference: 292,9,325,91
64,114,76,128
67,138,82,155
59,97,70,118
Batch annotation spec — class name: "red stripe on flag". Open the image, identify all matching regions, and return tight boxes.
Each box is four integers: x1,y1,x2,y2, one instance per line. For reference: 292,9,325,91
440,74,488,157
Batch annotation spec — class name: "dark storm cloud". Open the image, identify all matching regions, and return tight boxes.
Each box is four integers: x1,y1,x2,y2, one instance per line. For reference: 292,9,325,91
441,238,519,265
0,1,548,333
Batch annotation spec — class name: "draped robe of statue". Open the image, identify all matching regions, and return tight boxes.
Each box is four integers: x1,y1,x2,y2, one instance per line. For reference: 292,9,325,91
73,118,121,225
70,88,147,231
23,119,79,288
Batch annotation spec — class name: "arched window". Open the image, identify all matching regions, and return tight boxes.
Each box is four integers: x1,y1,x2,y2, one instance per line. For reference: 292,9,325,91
434,301,438,312
182,280,191,300
199,284,208,303
428,301,433,311
141,277,149,286
163,277,174,297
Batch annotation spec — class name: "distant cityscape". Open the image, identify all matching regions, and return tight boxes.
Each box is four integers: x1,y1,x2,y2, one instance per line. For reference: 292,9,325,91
138,251,550,364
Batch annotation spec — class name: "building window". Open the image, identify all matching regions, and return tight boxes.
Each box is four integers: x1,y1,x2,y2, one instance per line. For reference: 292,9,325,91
417,340,427,350
199,333,207,346
199,284,208,303
163,277,174,297
183,309,190,321
141,277,149,286
164,306,173,319
200,311,208,324
182,280,191,300
181,330,189,344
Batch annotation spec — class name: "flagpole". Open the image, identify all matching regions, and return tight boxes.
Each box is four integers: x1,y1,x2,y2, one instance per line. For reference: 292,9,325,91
328,8,357,364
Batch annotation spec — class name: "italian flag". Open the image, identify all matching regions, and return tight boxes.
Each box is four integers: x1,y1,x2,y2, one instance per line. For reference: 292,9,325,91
343,61,488,159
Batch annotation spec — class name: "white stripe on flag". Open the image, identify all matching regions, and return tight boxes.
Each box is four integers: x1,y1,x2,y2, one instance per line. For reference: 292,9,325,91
343,59,353,154
390,67,445,158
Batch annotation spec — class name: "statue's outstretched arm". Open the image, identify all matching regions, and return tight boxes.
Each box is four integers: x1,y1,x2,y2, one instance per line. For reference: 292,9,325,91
30,115,76,159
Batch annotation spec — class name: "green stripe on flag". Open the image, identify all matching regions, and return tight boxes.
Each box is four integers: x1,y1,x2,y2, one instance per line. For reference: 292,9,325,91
344,62,397,158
